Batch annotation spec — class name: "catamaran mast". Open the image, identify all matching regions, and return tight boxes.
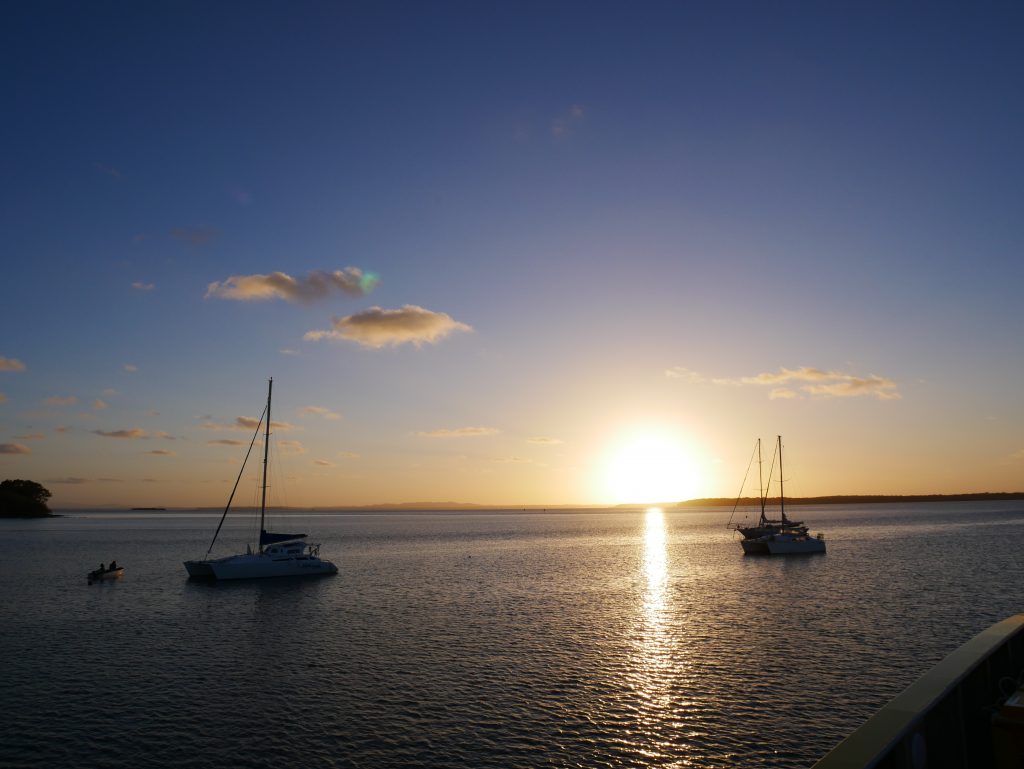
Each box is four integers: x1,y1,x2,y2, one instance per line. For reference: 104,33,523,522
777,435,786,524
757,438,767,525
259,377,272,552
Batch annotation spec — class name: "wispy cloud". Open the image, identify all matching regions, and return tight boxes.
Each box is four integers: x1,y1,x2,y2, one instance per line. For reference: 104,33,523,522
14,433,45,441
228,185,252,205
278,439,306,454
668,365,901,400
301,406,341,420
171,226,219,246
201,417,294,432
132,281,155,291
44,395,78,407
1007,449,1024,464
93,399,108,410
527,436,563,445
664,366,704,382
123,364,138,373
551,104,585,138
145,449,175,456
94,428,148,439
313,459,334,467
93,161,122,179
208,439,245,446
416,427,500,438
306,305,472,349
0,392,6,403
206,267,378,303
0,443,30,454
338,451,360,460
0,357,26,372
493,455,536,464
47,476,89,484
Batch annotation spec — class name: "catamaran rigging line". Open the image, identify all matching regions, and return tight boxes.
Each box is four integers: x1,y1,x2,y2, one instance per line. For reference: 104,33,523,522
204,402,268,557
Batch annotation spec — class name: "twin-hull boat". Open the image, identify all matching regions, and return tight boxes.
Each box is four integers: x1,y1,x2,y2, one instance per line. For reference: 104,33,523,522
728,436,826,556
184,543,337,579
183,379,338,581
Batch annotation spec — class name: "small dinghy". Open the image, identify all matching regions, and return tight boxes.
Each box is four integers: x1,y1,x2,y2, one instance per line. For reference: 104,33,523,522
87,565,125,584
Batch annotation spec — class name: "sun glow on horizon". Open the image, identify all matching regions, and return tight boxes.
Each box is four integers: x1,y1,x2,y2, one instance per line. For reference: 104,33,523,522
603,428,702,505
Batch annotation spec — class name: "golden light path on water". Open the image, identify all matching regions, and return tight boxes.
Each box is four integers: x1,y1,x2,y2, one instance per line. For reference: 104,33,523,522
629,506,689,765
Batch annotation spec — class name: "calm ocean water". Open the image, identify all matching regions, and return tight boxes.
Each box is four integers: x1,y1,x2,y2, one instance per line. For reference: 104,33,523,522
2,502,1023,768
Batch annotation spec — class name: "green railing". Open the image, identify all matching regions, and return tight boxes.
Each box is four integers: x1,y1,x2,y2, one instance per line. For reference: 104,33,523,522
812,614,1024,769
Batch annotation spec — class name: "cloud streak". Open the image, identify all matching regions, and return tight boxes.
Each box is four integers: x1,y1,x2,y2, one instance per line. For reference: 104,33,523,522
201,417,294,432
206,267,378,303
0,357,26,372
301,406,341,420
44,395,78,406
416,427,500,438
306,305,472,349
0,443,31,454
668,365,901,400
171,226,219,246
94,428,148,439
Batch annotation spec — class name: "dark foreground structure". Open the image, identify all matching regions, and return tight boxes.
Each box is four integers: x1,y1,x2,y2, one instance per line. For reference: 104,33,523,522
813,614,1024,768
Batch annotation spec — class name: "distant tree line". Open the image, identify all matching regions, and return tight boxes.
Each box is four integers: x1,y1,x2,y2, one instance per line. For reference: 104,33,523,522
0,479,53,517
679,492,1024,507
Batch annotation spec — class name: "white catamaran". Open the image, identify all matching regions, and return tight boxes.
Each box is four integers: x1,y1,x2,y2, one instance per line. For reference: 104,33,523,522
727,436,826,555
184,379,339,580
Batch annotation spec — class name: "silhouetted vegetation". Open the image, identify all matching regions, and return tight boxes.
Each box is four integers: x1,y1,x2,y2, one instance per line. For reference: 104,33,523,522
0,479,53,517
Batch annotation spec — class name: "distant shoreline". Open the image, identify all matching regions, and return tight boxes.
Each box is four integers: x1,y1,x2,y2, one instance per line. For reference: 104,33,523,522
676,492,1024,507
50,492,1024,513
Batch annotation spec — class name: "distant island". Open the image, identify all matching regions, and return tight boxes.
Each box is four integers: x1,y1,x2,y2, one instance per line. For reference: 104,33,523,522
676,492,1024,507
51,491,1024,514
0,479,54,518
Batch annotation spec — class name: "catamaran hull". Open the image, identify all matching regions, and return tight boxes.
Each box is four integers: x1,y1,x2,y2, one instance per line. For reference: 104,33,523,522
184,554,338,580
767,537,825,555
740,538,770,555
741,536,826,555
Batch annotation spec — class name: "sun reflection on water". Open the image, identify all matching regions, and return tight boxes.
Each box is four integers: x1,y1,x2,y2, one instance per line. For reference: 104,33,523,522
629,506,684,763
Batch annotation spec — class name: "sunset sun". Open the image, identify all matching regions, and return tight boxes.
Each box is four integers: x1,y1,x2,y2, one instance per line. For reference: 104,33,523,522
604,428,701,505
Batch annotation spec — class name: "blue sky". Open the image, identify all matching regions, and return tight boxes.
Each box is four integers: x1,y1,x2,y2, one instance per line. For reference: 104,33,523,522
2,2,1023,507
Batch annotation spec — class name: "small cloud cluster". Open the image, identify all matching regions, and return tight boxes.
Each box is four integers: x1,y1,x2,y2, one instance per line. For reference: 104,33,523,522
415,426,499,438
306,305,471,349
552,104,585,138
206,267,378,303
202,417,294,432
208,439,245,447
527,436,562,445
301,406,341,420
666,365,901,400
132,281,155,291
94,161,122,179
0,356,26,372
44,395,78,407
94,428,147,439
172,226,219,246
